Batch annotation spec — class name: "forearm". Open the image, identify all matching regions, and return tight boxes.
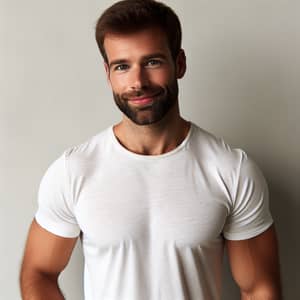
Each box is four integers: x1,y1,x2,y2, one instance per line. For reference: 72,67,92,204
20,270,65,300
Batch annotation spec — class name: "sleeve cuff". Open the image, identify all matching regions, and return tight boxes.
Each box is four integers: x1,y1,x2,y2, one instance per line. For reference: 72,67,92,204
35,212,81,238
223,219,274,241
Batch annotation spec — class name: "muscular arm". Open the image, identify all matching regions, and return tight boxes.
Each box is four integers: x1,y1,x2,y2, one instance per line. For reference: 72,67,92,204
20,219,78,300
226,225,282,300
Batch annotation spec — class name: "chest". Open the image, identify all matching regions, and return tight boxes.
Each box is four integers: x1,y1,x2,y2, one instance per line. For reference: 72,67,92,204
74,157,229,249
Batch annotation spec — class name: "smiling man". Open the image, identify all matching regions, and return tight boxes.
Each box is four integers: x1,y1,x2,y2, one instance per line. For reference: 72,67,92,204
20,1,281,300
105,27,182,127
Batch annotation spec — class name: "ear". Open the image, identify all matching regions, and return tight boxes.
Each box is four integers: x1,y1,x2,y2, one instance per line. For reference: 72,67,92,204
175,49,186,79
104,62,111,84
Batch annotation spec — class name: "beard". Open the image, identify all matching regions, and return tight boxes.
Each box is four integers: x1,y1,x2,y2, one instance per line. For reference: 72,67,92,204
112,78,179,126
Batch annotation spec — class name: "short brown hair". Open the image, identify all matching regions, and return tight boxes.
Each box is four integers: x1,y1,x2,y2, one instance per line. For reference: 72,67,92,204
95,0,182,63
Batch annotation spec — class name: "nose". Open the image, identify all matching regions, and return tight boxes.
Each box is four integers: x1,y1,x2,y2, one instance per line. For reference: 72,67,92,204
129,65,149,90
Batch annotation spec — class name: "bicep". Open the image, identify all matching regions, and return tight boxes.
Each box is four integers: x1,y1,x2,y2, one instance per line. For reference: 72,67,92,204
21,219,78,276
225,224,281,295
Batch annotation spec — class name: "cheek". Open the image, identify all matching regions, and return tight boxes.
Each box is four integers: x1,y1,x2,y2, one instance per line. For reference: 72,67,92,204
148,70,174,85
109,76,127,92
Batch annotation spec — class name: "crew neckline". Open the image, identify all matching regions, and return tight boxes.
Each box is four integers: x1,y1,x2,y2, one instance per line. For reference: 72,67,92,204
110,122,194,160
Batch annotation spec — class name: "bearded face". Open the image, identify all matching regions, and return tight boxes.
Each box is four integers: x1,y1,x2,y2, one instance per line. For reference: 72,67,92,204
103,28,186,126
112,78,179,125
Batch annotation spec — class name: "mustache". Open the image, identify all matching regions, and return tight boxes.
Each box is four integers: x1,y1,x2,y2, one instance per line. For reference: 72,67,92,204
121,86,164,101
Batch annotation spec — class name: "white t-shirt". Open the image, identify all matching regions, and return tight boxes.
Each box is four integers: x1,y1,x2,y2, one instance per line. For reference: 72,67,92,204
35,122,273,300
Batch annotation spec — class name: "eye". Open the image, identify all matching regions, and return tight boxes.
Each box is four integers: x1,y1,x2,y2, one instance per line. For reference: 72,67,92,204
146,59,162,68
114,64,129,71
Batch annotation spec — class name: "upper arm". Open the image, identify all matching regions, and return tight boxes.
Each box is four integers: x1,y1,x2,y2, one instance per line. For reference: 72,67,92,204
21,219,78,277
225,224,282,298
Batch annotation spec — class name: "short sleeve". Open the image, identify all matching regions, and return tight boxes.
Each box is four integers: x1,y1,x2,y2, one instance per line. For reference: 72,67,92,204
35,151,81,238
223,151,273,240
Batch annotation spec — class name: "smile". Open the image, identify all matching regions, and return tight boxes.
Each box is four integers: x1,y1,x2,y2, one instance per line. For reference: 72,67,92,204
128,92,162,105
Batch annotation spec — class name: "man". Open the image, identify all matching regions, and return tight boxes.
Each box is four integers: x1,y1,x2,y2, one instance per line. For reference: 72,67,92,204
20,0,282,299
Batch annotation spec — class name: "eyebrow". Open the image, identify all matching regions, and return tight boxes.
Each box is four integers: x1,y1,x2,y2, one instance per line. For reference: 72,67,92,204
108,53,168,70
109,59,129,70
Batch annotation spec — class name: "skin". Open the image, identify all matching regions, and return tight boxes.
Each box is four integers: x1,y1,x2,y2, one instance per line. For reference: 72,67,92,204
20,27,282,299
226,225,282,299
20,220,77,300
103,27,190,155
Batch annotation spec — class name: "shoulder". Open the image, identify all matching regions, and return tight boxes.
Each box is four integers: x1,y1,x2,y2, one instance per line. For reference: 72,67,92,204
65,126,111,160
60,126,112,174
188,123,267,205
39,127,111,183
189,123,245,172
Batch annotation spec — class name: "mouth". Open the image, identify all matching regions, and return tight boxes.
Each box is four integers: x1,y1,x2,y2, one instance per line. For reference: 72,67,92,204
128,92,162,105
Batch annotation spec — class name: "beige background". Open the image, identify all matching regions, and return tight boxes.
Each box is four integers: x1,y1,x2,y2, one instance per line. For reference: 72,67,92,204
1,0,299,299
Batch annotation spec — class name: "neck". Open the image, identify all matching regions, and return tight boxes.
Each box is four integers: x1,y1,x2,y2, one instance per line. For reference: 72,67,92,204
113,104,190,155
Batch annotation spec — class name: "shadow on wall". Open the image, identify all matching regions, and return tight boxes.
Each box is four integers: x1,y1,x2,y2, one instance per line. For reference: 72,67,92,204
268,179,300,299
221,254,240,299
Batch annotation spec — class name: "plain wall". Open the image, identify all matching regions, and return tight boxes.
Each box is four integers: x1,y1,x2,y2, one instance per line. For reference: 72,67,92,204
1,0,299,299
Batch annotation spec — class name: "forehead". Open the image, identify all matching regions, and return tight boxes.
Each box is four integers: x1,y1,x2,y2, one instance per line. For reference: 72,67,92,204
103,27,171,63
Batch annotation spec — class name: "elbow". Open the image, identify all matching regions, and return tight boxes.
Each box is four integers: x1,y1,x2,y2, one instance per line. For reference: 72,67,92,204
20,263,59,293
241,284,282,300
20,266,59,284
